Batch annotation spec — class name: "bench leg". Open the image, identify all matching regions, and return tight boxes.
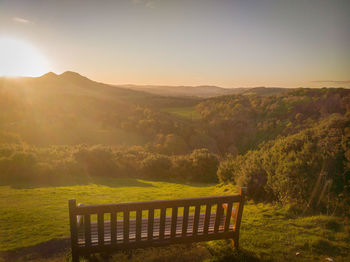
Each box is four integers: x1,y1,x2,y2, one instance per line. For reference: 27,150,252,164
233,234,239,249
72,250,79,262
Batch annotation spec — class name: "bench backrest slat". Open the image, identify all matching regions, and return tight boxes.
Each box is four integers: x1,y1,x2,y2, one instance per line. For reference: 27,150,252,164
111,212,116,245
98,213,104,245
84,214,91,247
182,205,189,237
214,203,222,233
148,209,154,240
136,210,142,241
193,205,200,235
159,208,166,240
170,207,178,238
224,202,233,232
123,211,129,243
203,204,211,235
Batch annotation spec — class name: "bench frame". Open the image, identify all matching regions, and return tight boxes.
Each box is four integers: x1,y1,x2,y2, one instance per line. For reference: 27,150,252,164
69,188,246,262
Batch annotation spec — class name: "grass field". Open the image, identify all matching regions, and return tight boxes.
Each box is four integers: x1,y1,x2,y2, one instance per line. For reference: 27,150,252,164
0,179,349,261
162,106,201,119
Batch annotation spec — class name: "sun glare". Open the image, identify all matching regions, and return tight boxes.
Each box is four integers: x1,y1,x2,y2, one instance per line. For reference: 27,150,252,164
0,37,50,77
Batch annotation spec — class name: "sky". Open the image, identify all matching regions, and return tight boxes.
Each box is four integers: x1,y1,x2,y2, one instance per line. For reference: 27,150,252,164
0,0,349,88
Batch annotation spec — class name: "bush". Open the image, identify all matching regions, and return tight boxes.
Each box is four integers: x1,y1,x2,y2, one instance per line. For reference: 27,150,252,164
74,145,118,177
189,149,219,183
141,154,172,179
217,151,269,201
171,156,194,181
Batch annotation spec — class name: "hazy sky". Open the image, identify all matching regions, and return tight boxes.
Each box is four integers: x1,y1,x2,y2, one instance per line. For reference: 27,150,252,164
0,0,349,88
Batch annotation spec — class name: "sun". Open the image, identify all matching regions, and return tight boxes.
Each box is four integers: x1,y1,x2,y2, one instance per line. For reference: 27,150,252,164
0,37,50,77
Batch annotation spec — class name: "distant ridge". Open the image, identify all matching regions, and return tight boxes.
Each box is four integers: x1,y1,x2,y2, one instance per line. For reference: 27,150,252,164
0,71,290,98
35,71,291,97
117,84,290,98
39,71,93,84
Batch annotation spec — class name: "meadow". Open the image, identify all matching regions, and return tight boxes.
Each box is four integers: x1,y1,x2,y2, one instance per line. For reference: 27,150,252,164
161,106,201,120
1,179,349,262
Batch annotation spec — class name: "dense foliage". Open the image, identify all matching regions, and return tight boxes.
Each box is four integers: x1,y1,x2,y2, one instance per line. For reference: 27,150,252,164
218,114,350,215
0,145,219,187
197,88,350,154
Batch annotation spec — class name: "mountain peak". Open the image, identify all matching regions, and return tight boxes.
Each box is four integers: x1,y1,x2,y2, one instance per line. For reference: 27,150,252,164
40,72,58,78
60,71,82,77
59,71,91,82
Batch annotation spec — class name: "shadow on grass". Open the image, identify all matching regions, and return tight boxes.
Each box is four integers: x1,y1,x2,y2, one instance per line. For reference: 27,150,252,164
0,238,70,262
2,176,218,190
3,177,155,189
4,177,154,189
0,239,261,262
91,177,155,188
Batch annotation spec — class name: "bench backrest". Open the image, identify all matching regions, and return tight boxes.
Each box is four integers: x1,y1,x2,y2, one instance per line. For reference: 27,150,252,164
69,188,246,253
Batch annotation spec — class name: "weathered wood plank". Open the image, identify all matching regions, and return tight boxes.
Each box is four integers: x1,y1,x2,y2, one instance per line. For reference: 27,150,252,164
123,211,129,243
159,208,166,240
74,195,241,215
84,214,91,247
223,202,233,232
98,213,104,246
171,207,178,238
136,210,142,242
214,203,222,233
193,205,200,236
182,206,189,237
110,213,116,245
148,209,154,240
203,204,211,235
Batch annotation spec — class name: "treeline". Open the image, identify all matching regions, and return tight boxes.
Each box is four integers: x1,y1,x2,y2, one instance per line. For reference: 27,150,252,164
197,88,350,154
0,145,219,187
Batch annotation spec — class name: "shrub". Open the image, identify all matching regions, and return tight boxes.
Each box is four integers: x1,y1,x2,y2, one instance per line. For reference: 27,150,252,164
171,156,194,181
189,149,219,183
141,154,172,179
74,145,118,177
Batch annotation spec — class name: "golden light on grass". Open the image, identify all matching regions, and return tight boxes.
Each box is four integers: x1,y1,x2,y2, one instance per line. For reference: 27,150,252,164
0,37,50,77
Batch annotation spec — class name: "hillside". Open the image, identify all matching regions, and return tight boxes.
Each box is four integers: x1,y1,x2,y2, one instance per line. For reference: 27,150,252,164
1,72,349,156
0,72,198,146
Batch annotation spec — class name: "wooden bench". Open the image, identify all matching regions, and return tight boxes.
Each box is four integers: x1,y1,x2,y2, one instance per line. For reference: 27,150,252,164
68,188,246,262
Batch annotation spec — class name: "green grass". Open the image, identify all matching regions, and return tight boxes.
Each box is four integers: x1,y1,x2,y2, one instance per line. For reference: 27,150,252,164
162,106,201,119
0,179,349,261
0,179,222,251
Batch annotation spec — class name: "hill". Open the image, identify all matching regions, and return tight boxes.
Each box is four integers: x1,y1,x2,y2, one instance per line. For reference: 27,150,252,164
117,84,245,98
0,72,198,146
